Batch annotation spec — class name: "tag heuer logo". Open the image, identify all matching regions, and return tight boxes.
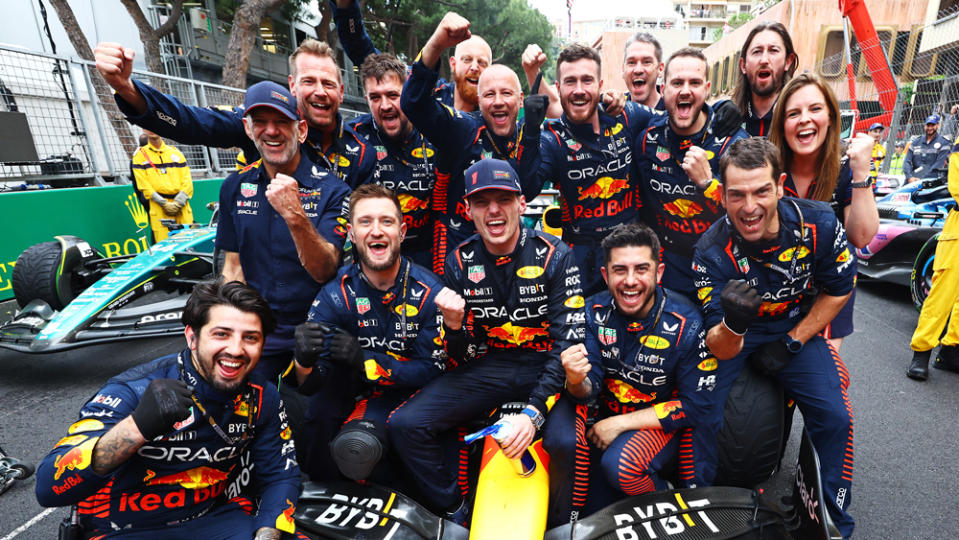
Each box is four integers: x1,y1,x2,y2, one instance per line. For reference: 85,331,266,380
468,265,486,283
356,297,371,314
655,145,670,161
241,182,257,198
737,257,750,274
598,327,616,346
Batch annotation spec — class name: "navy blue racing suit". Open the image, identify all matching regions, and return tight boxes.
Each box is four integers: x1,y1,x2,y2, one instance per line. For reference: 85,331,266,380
692,197,856,538
349,115,438,268
35,351,300,538
634,105,749,300
216,155,351,378
400,60,538,274
330,0,456,108
388,228,586,512
783,161,856,339
114,79,375,187
903,132,951,179
544,288,718,526
742,98,774,137
298,258,447,481
522,102,659,294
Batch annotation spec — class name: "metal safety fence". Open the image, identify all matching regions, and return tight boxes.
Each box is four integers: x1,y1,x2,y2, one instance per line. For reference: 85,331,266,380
809,2,959,174
0,43,365,188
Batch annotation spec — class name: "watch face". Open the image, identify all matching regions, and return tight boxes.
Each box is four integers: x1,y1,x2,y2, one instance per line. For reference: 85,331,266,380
785,337,802,353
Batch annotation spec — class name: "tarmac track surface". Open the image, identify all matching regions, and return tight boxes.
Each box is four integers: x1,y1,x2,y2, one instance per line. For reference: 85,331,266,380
0,280,956,539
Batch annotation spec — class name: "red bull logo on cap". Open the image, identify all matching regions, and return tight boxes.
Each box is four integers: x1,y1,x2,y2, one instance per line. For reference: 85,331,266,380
578,177,629,200
145,466,229,489
663,198,703,218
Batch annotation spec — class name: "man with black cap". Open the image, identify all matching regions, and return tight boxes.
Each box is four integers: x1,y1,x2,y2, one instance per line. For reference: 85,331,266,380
904,115,951,183
218,81,351,380
388,158,587,524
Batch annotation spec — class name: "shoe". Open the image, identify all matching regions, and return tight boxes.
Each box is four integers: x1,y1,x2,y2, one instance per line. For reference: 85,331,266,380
443,499,470,528
906,350,931,381
933,345,959,373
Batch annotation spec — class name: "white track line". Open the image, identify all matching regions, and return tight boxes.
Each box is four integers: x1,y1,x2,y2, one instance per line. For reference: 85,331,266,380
1,507,57,540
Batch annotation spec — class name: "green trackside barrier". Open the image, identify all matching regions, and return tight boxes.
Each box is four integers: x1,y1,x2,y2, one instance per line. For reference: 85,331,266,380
0,179,224,302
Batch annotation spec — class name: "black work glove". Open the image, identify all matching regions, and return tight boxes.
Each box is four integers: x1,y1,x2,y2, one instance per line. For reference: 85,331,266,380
131,379,193,440
711,99,744,139
294,321,332,368
752,338,794,376
720,279,761,335
330,328,364,370
522,94,549,141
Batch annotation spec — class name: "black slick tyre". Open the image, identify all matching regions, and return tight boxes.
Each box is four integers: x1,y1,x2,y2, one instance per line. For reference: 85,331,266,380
12,241,68,309
911,234,939,312
714,363,785,488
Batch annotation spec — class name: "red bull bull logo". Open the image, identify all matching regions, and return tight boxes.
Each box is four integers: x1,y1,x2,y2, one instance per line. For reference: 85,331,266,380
146,466,229,489
364,359,393,382
276,499,296,533
578,177,629,200
654,400,682,419
485,322,549,346
606,379,656,404
663,198,703,218
53,438,97,480
703,179,722,203
398,193,430,213
758,301,792,316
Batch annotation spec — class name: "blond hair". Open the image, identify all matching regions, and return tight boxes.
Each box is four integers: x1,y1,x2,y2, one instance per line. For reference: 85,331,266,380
289,39,340,82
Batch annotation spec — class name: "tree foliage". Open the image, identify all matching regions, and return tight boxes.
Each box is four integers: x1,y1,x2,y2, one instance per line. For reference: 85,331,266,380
354,0,554,91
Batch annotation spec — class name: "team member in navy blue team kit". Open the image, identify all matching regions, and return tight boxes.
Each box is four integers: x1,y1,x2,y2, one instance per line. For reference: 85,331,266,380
328,0,491,113
635,48,749,301
94,40,374,188
36,281,300,539
543,223,718,527
388,159,586,522
401,12,545,274
348,54,438,268
730,22,798,137
693,138,856,538
217,82,351,380
291,185,447,483
903,114,952,183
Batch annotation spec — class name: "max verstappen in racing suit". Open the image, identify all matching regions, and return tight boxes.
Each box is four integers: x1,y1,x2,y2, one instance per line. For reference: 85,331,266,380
217,82,351,380
400,12,544,274
693,138,856,538
635,48,748,300
36,281,300,539
292,185,447,483
388,159,586,521
94,40,374,188
328,0,491,113
349,53,439,268
545,223,719,526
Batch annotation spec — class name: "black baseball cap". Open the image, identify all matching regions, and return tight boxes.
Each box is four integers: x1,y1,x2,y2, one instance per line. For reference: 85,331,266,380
244,81,298,120
463,159,522,198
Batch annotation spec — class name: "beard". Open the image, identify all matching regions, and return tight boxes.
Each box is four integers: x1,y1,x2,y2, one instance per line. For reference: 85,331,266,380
356,244,400,272
453,71,478,106
749,70,785,98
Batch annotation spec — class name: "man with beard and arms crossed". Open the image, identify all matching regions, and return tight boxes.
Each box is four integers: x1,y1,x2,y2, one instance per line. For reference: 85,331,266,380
36,280,300,539
693,137,855,538
94,40,374,187
635,48,748,301
217,82,351,380
291,185,447,483
731,22,798,137
401,12,546,274
347,53,439,268
328,0,491,113
544,223,718,526
388,159,586,523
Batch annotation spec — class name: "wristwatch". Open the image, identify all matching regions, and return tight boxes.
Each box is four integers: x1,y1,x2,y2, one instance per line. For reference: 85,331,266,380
850,177,873,189
782,334,804,354
521,406,545,430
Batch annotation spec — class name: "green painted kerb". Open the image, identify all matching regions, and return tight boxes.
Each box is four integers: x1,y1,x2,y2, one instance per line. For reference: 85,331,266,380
0,179,224,301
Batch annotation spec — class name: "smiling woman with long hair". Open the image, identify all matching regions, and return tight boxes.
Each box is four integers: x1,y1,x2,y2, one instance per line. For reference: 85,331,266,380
769,72,879,350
